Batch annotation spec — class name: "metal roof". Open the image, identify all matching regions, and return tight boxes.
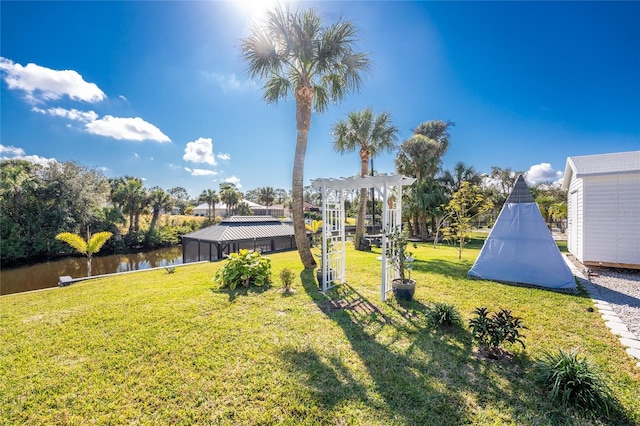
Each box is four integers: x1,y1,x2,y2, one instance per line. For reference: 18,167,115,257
181,216,295,243
563,150,640,188
505,175,535,203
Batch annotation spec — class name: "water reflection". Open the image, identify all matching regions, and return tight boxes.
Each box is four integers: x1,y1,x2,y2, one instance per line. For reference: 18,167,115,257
0,245,191,296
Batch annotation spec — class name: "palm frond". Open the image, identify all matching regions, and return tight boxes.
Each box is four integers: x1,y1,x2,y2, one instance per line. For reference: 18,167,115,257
263,75,292,104
87,232,113,256
56,232,88,255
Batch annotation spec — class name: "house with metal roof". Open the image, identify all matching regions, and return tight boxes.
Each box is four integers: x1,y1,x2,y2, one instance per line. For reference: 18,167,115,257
562,150,640,269
193,201,284,218
181,216,297,262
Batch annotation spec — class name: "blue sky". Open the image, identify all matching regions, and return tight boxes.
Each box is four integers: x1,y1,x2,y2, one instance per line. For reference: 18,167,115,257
1,1,638,198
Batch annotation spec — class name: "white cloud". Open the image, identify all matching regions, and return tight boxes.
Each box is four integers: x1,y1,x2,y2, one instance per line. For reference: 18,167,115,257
32,106,98,123
192,169,218,176
0,144,56,166
134,153,140,158
183,137,216,165
183,166,218,176
223,175,242,188
217,152,231,161
0,56,105,103
524,163,563,185
118,95,128,102
0,144,25,156
85,115,171,142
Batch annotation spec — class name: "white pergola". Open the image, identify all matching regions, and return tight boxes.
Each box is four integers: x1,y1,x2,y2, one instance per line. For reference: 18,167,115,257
310,174,416,301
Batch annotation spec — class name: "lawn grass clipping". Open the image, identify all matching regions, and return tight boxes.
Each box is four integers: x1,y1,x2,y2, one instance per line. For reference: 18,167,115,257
1,235,639,425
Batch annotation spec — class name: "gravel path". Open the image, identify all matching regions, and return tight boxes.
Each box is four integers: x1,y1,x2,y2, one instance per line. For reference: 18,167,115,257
584,265,640,338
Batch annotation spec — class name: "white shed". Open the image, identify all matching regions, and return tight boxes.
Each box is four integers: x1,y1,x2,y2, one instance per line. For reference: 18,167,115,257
562,151,640,269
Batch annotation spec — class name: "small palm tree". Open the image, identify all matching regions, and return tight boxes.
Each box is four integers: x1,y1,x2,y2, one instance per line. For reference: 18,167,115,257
56,231,113,276
199,188,219,221
258,187,276,216
240,3,370,269
332,108,398,250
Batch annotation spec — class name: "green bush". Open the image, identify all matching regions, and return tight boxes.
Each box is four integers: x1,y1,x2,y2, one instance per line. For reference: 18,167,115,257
214,249,272,290
534,348,615,415
427,303,462,328
279,267,295,291
469,307,526,357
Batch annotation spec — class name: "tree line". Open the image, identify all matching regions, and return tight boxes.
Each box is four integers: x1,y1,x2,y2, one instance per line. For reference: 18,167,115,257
0,159,293,267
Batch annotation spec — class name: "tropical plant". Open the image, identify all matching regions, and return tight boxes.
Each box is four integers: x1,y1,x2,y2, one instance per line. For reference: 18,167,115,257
279,267,295,291
441,161,482,198
443,182,493,259
468,307,526,358
332,108,398,250
214,249,272,290
395,120,453,238
55,231,113,277
257,187,276,214
385,227,415,282
198,188,219,221
534,348,615,415
219,183,241,216
240,3,370,269
148,188,173,235
427,303,462,328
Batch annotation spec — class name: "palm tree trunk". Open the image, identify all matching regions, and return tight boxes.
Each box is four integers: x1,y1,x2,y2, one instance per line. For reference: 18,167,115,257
293,86,316,269
355,151,369,250
149,208,160,234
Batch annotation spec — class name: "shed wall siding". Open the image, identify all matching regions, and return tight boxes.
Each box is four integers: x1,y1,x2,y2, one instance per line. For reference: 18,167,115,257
582,173,640,266
567,173,584,261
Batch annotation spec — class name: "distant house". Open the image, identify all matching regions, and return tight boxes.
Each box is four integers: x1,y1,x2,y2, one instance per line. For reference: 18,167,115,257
181,216,297,262
562,151,640,269
193,201,282,218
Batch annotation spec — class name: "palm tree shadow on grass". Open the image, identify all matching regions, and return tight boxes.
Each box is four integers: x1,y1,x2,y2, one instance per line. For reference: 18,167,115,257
291,270,558,424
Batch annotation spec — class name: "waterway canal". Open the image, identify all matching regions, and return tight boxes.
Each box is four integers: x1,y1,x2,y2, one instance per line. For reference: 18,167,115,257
1,245,191,296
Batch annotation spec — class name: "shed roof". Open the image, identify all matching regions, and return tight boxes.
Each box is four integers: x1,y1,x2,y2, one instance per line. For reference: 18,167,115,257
181,216,295,243
562,150,640,189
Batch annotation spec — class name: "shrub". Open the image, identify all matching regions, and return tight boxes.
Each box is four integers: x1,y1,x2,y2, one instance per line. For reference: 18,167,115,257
215,249,272,290
427,303,462,328
534,348,615,415
279,268,295,291
469,307,526,357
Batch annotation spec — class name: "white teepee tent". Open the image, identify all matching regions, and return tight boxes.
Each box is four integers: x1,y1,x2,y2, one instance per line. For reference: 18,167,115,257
468,175,576,290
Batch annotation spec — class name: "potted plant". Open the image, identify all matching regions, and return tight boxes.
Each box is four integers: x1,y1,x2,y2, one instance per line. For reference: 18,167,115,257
385,227,416,300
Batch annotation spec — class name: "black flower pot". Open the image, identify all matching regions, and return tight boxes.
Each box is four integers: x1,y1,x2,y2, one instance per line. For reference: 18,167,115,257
316,268,335,288
392,278,416,300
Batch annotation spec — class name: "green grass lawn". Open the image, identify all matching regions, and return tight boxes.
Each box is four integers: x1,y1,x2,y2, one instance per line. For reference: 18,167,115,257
1,236,639,425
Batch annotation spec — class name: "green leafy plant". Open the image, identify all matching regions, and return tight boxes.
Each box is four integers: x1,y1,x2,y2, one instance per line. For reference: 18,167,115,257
469,307,526,358
214,249,272,290
385,227,416,282
534,348,615,416
427,303,462,328
279,267,295,291
55,231,113,277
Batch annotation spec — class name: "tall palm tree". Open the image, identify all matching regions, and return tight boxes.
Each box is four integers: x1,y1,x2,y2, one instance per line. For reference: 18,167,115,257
240,3,370,269
441,161,482,197
219,183,241,216
395,120,453,238
332,108,398,250
258,187,276,216
148,188,173,234
199,188,219,221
